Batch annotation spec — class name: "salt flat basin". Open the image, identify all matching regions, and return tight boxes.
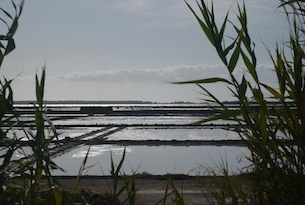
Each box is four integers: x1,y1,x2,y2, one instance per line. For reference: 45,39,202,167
53,126,239,141
52,145,251,176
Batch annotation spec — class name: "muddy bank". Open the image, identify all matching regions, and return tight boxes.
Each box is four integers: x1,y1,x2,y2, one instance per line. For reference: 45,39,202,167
50,175,216,205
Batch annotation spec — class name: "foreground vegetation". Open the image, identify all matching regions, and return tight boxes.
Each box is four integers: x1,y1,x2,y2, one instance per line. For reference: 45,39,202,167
1,0,305,204
177,0,305,204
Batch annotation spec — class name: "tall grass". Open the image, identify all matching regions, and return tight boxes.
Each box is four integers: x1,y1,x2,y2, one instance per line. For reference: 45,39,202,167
109,148,139,205
0,0,23,68
176,0,305,204
26,68,63,204
0,68,63,204
0,2,142,204
0,1,63,204
0,1,27,203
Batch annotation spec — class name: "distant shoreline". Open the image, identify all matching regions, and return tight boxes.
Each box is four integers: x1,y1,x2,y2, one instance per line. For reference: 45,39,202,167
14,100,200,104
14,100,281,106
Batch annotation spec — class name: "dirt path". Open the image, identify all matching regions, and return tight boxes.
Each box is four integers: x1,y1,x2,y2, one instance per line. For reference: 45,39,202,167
54,175,215,205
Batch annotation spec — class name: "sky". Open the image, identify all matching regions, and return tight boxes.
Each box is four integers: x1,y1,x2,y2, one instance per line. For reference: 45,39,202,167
1,0,288,103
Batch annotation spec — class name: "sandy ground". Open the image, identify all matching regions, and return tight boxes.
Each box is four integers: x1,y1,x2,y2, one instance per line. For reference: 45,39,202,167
53,175,216,205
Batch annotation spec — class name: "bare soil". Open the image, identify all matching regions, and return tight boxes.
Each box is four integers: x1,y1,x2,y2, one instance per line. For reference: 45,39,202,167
53,175,216,205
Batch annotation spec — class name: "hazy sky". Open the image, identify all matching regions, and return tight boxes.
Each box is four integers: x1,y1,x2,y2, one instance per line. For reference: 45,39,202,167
2,0,287,102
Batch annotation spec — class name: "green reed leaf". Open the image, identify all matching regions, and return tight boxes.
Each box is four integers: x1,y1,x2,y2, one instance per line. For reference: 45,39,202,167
173,77,232,85
4,39,15,55
261,83,283,99
238,77,247,102
196,83,226,107
35,67,46,108
74,146,91,191
219,13,229,43
241,50,258,82
228,41,240,73
185,1,214,46
223,39,237,57
116,148,126,176
0,8,13,20
51,185,62,205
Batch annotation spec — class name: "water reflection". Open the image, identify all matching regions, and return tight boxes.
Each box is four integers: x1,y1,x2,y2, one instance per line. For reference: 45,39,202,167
72,146,132,158
52,145,251,176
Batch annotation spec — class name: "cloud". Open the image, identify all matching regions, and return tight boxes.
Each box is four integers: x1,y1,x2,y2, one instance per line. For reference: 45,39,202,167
55,64,275,84
11,64,277,102
55,65,223,83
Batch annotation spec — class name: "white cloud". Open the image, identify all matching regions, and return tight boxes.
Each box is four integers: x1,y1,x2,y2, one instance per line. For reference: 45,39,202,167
10,64,277,102
53,64,275,85
55,65,225,83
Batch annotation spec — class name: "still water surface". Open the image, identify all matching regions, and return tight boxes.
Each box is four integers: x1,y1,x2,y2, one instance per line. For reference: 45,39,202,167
10,103,251,176
52,145,251,176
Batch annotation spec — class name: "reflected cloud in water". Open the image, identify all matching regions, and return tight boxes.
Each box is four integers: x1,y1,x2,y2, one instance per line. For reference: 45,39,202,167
72,145,132,158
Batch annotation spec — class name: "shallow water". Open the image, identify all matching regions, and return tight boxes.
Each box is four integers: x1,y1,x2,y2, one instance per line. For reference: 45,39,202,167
106,127,239,141
52,115,204,126
52,145,251,176
7,103,249,176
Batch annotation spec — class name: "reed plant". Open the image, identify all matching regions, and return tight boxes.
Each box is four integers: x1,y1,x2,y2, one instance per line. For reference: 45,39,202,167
0,1,64,204
0,0,26,203
71,147,140,204
0,67,63,204
24,67,63,204
109,148,139,205
0,1,145,205
0,2,140,204
160,176,186,205
176,0,305,204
